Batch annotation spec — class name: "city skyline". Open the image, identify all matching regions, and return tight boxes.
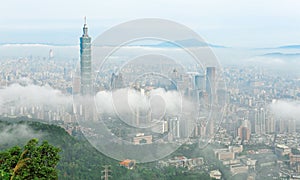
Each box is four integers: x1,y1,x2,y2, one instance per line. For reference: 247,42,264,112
1,2,300,179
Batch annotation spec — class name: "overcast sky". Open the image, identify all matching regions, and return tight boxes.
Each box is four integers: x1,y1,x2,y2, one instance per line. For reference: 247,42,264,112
1,0,300,47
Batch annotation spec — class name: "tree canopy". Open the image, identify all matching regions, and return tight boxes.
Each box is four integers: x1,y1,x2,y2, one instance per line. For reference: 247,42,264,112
0,138,60,180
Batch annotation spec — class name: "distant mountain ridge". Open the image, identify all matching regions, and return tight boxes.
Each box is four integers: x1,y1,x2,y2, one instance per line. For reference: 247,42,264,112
143,38,226,48
0,43,76,47
277,45,300,49
262,52,300,58
1,39,226,48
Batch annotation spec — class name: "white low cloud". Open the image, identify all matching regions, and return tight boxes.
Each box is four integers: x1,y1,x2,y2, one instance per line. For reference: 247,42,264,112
270,100,300,120
246,56,286,65
0,83,72,113
95,88,197,128
0,124,44,145
95,88,184,116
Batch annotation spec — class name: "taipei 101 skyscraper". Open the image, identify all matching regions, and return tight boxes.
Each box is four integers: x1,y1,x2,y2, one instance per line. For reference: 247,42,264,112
80,17,92,96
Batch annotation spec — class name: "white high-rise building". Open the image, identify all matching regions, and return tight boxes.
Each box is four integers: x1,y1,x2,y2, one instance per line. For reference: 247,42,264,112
254,108,266,134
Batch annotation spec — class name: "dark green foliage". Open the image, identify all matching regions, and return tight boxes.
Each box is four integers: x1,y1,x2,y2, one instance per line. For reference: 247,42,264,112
0,146,22,179
0,138,60,180
243,144,272,151
0,119,210,179
117,166,211,180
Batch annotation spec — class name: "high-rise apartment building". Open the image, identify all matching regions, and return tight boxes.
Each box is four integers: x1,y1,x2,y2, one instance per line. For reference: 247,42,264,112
237,120,251,141
254,108,266,134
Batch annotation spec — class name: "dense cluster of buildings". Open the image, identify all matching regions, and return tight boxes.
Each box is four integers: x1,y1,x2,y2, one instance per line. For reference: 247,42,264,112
158,156,204,170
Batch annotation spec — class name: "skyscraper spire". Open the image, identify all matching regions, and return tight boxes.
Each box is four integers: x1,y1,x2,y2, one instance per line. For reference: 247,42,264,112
83,16,88,37
80,16,92,96
79,18,95,121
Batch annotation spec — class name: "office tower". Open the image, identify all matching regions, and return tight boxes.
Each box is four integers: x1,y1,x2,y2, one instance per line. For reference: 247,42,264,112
195,74,206,91
206,67,216,138
206,67,216,96
111,72,123,89
78,18,95,122
80,17,92,96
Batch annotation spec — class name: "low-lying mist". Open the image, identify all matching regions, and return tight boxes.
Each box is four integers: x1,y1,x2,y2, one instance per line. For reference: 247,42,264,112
270,100,300,120
0,123,43,147
0,83,72,114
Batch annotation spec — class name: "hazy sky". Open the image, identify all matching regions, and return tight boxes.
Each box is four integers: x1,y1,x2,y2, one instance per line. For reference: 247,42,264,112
1,0,300,47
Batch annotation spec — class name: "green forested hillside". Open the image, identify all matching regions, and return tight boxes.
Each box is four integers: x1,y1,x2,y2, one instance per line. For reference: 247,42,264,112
0,119,210,180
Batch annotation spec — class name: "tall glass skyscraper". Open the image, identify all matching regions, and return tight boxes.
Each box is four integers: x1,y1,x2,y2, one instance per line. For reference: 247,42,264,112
206,67,216,96
80,18,92,96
